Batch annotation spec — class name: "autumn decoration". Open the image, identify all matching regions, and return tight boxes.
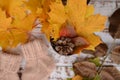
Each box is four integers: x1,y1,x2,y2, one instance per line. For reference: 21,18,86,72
0,0,120,80
42,0,107,55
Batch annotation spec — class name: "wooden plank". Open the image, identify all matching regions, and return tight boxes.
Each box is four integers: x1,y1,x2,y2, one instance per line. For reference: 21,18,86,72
90,0,117,16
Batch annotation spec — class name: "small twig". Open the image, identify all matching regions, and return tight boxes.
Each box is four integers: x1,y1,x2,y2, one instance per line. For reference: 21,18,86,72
97,39,116,74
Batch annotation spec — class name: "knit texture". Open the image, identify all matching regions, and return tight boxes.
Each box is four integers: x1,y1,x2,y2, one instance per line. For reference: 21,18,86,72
22,39,55,80
0,52,22,80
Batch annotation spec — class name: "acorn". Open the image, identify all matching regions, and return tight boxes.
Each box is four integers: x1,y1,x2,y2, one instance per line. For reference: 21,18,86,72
72,37,89,47
59,22,77,38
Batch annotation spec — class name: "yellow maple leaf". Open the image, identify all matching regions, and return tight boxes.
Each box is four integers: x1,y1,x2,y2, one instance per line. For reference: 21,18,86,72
0,9,12,30
41,0,64,40
0,0,27,20
12,14,36,31
0,8,36,49
23,0,43,12
42,0,67,40
0,8,14,48
45,0,107,50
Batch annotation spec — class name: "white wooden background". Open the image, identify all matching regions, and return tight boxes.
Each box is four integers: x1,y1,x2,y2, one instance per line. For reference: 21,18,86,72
91,0,119,16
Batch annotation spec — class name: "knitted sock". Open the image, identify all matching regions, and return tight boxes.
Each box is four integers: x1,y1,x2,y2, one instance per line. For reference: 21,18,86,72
22,39,55,80
0,52,22,80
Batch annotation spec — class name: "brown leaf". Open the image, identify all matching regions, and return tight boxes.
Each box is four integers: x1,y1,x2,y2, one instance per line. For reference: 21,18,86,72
94,43,108,57
100,67,120,80
100,70,115,80
109,8,120,38
73,61,97,79
82,49,95,55
81,43,108,57
111,46,120,64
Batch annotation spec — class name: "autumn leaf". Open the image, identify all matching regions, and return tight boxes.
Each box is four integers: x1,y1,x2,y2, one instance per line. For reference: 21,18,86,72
0,0,27,20
111,46,120,64
109,8,120,38
44,0,67,40
0,8,36,49
12,14,36,31
23,0,54,20
41,0,65,40
0,8,12,30
23,0,43,12
45,0,107,50
0,8,14,48
23,0,57,40
10,14,37,46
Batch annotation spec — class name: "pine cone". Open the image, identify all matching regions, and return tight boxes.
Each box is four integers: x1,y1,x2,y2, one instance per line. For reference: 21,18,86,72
51,37,75,55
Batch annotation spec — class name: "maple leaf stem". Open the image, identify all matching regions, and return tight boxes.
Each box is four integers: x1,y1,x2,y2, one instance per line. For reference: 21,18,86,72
97,38,116,74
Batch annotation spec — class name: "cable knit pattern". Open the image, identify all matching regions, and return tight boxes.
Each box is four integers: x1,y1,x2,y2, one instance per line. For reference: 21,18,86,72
21,39,55,80
0,52,22,80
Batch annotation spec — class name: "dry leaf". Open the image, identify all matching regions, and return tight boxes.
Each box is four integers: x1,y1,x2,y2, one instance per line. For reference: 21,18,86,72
100,67,120,80
111,46,120,64
109,8,120,38
100,70,115,80
73,61,97,79
82,43,108,57
94,43,108,57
